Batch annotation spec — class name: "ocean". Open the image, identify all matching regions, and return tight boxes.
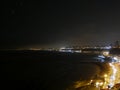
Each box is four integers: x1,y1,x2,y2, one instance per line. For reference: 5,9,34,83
0,50,111,90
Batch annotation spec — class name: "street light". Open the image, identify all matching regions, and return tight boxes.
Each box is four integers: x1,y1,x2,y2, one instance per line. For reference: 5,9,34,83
104,74,107,78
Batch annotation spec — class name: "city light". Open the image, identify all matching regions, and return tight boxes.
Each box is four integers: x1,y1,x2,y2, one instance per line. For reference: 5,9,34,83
103,51,109,56
104,74,107,78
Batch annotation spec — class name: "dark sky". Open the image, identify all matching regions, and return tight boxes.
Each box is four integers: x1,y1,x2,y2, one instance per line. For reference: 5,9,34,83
1,0,120,49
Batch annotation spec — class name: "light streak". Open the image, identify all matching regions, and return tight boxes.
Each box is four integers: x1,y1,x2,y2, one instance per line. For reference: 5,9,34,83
109,63,117,87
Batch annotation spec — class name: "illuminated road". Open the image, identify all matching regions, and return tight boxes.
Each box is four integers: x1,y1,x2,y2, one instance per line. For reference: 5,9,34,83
66,55,120,90
108,63,117,87
59,48,120,90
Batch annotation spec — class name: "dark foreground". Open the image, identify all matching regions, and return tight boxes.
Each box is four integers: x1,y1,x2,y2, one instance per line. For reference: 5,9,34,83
0,50,109,90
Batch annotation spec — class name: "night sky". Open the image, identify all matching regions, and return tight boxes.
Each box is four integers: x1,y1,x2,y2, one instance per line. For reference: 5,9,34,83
1,0,120,49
